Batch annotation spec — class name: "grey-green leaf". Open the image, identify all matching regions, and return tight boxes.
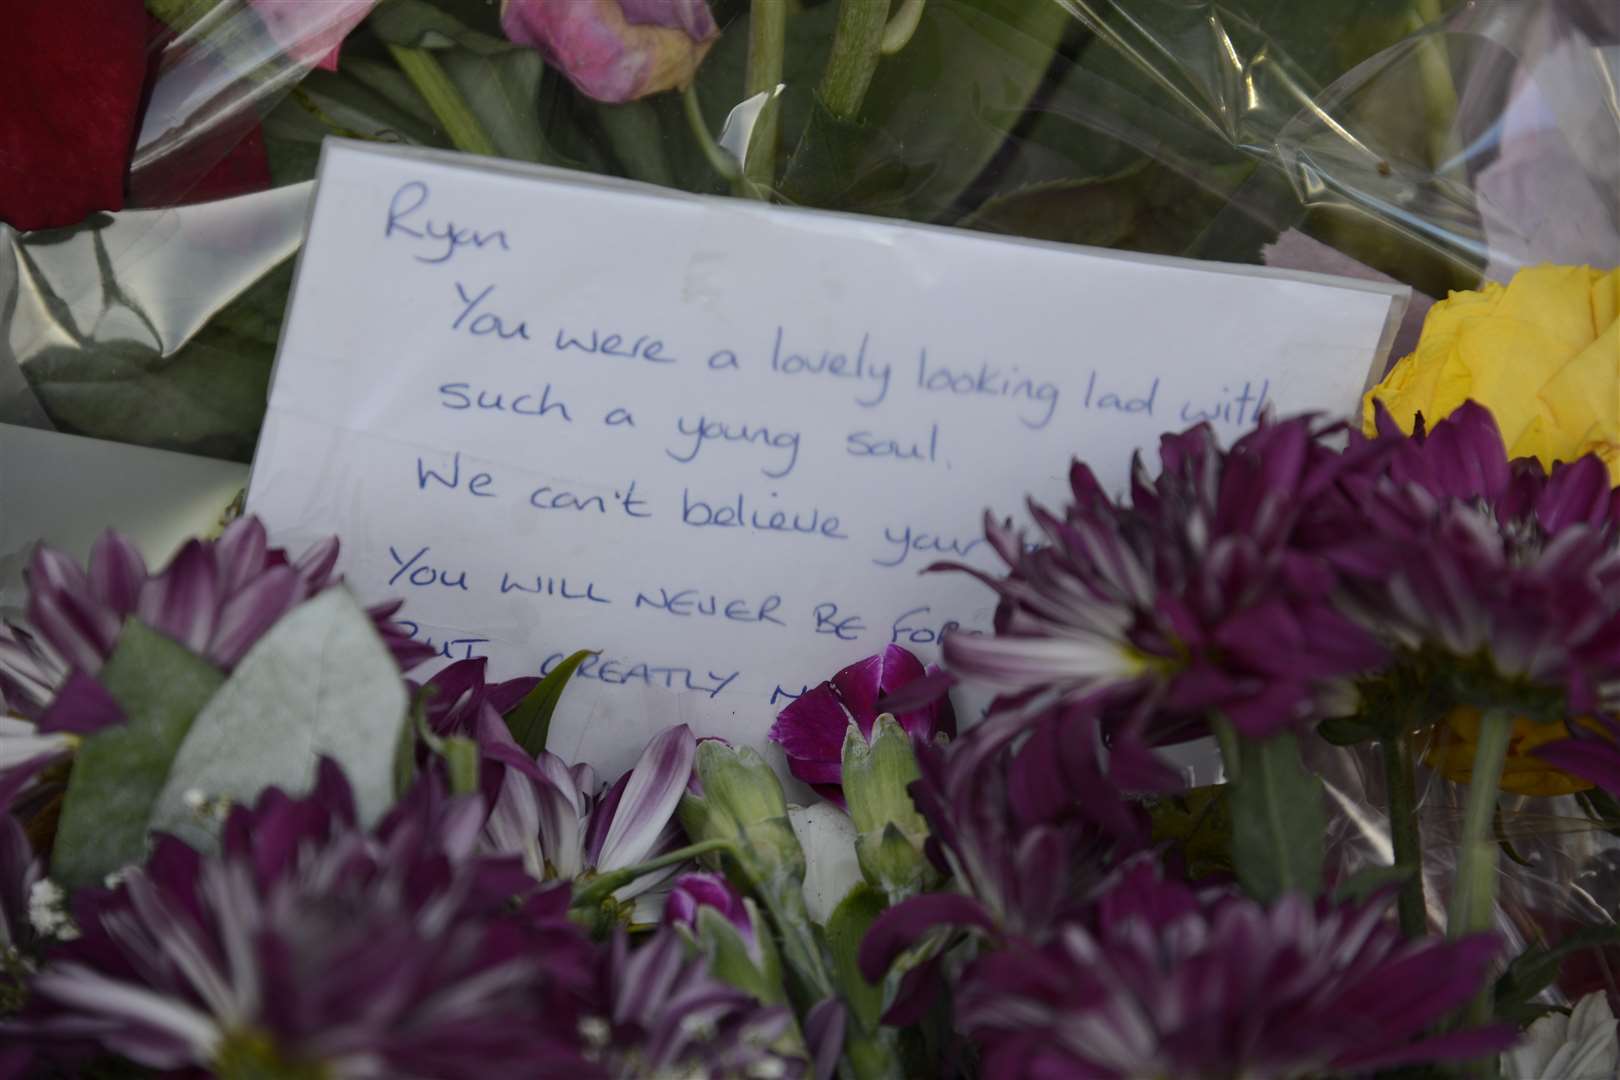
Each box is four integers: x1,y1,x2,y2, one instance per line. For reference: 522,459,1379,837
52,622,227,890
504,649,594,757
147,589,408,851
1228,732,1325,902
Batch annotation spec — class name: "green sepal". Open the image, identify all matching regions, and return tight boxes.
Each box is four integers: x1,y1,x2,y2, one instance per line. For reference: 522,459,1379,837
695,899,785,1005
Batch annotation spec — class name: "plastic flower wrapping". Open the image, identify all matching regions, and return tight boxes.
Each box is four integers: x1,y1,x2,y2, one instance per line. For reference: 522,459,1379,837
2,0,1620,1078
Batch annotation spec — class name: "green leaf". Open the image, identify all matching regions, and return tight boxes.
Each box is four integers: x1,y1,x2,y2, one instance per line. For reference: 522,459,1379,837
503,649,594,756
1317,714,1383,747
147,589,409,851
1228,732,1325,902
145,0,221,32
367,0,509,51
825,882,887,1033
592,101,675,187
52,622,227,890
778,96,912,215
850,0,1071,221
1493,926,1620,1025
959,159,1261,257
439,47,562,164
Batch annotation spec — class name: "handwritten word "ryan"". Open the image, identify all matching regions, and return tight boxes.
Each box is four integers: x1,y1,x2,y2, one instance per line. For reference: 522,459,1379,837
385,181,510,265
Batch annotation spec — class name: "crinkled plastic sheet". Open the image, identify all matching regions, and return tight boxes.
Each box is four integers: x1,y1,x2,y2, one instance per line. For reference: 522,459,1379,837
1309,733,1620,1010
4,0,1616,459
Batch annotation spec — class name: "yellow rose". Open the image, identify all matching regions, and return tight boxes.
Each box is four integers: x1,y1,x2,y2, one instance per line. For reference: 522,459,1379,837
1424,706,1602,797
1364,264,1620,478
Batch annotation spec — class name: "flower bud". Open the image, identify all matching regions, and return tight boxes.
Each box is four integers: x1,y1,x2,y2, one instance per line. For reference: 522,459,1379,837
680,742,804,889
663,872,785,1003
665,871,753,943
500,0,718,104
842,716,930,898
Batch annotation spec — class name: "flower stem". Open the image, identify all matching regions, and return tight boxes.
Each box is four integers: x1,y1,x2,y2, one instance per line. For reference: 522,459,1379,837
818,0,888,121
880,0,927,54
444,736,480,797
1381,729,1427,937
569,838,735,909
1448,707,1511,1057
387,44,497,157
741,0,787,197
681,84,740,182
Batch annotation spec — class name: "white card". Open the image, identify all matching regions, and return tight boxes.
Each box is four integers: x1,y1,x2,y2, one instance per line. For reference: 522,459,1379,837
246,140,1405,774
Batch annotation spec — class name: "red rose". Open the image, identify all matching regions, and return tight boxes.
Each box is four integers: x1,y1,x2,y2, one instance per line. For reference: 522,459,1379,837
0,0,149,231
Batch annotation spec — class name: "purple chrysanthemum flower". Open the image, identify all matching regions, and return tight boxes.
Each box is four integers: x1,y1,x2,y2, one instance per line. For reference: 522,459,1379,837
414,657,538,740
940,415,1386,751
859,714,1147,1023
955,860,1514,1080
10,761,596,1077
768,644,955,801
0,519,437,801
583,928,795,1077
1335,404,1620,714
480,716,697,915
8,520,432,714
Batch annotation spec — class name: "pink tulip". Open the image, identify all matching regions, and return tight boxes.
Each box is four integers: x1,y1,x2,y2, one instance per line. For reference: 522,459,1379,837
501,0,718,103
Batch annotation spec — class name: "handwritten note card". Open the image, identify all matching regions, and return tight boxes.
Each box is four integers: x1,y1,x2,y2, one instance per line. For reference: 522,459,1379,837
246,140,1405,772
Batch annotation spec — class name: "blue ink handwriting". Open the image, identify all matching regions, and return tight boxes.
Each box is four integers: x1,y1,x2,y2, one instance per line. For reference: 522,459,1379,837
667,414,801,478
680,488,847,540
387,545,469,591
634,588,785,626
540,651,740,699
770,327,890,407
916,350,1059,429
385,181,510,265
438,381,570,421
555,327,677,364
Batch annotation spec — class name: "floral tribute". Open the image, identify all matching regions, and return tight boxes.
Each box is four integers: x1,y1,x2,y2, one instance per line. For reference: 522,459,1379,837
5,265,1620,1079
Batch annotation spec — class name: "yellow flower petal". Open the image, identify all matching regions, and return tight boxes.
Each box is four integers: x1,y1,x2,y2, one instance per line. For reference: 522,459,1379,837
1425,706,1607,797
1362,264,1620,475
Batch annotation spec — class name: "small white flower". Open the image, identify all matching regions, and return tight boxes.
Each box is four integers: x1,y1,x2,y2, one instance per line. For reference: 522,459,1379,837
182,789,232,824
28,879,79,942
1503,991,1620,1080
788,802,861,925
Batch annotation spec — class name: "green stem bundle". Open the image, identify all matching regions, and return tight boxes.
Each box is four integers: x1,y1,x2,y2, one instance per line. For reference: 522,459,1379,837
819,0,888,120
1448,708,1511,1073
387,45,497,157
741,0,788,196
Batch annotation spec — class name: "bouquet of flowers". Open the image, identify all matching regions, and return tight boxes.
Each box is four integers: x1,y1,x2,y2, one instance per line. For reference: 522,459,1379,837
3,1,1620,1078
0,262,1618,1078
